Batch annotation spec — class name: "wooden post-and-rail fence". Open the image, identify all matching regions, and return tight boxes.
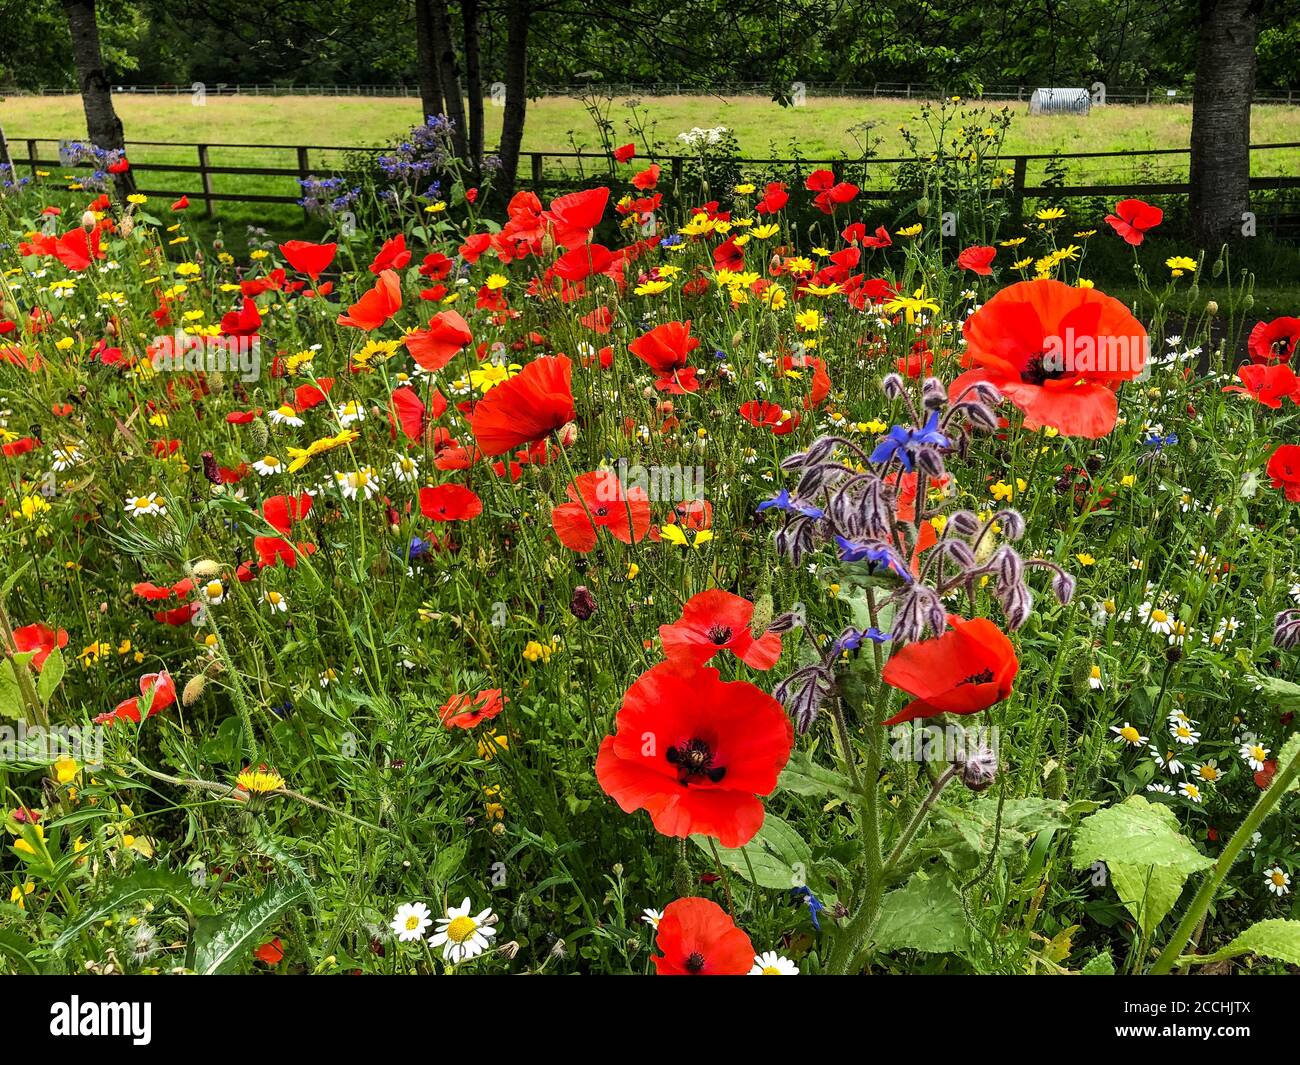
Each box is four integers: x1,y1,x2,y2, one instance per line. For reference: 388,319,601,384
6,137,1300,223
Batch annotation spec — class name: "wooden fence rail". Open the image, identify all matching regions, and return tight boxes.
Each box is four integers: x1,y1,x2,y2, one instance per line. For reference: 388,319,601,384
7,137,1300,221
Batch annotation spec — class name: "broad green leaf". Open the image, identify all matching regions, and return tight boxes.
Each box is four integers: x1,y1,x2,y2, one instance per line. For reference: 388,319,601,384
1254,676,1300,709
873,874,971,955
37,646,66,705
1108,861,1188,937
0,660,24,720
51,868,212,956
778,749,853,800
692,811,812,891
1080,951,1115,975
1189,918,1300,967
190,882,306,975
925,797,1067,870
0,929,40,975
1273,732,1300,793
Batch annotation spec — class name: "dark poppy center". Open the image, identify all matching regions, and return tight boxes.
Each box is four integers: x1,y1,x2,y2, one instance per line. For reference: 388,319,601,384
684,951,706,973
666,738,727,784
708,624,733,645
960,668,995,686
1020,352,1067,385
594,506,608,517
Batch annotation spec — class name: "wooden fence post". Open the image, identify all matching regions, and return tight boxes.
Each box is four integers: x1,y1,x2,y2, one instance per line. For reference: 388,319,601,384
671,156,683,187
197,144,214,218
1011,155,1028,218
28,139,38,177
530,153,542,187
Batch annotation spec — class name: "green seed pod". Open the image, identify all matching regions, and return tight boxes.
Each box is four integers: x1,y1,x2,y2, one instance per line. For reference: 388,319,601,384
1211,257,1224,278
1042,759,1067,800
916,195,930,217
247,416,269,452
1243,293,1255,311
1205,300,1218,317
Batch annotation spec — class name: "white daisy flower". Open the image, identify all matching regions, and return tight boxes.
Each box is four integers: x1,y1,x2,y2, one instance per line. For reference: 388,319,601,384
1264,868,1290,897
1111,722,1147,747
252,455,284,476
335,466,380,500
391,902,432,942
428,898,497,964
1138,602,1175,635
201,579,225,605
641,907,663,929
1169,721,1200,746
1239,741,1270,771
749,951,799,975
124,492,167,517
1192,760,1221,785
263,590,288,613
336,400,367,427
391,454,420,483
1088,665,1104,690
1178,782,1203,804
51,445,84,471
1149,747,1186,776
267,403,303,427
1146,783,1175,795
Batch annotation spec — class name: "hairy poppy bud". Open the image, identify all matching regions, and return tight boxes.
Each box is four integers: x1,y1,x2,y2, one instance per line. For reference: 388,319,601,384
569,585,597,621
182,675,207,706
247,417,269,452
749,592,774,638
956,746,998,792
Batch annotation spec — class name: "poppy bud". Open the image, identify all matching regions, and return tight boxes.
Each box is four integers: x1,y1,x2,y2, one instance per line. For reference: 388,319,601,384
182,674,207,706
569,584,597,621
200,450,221,485
749,592,773,638
192,559,222,579
81,210,96,229
1205,299,1218,316
956,746,997,792
1052,569,1077,605
247,417,269,452
557,421,578,447
119,216,134,238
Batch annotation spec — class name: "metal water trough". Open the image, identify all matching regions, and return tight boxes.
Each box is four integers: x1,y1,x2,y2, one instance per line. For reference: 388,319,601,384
1028,88,1091,115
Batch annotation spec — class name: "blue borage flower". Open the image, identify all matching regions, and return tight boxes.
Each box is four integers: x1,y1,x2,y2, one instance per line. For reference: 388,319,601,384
789,886,826,930
757,488,825,519
869,410,950,472
833,535,912,580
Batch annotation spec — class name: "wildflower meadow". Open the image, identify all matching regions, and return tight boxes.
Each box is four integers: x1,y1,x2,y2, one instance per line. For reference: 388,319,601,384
2,3,1300,1004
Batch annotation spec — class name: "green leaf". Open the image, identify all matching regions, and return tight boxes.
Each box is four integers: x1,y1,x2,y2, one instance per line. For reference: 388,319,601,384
1,559,33,598
1188,919,1300,967
925,797,1067,870
873,874,972,954
0,929,40,975
190,882,306,975
1273,732,1300,793
51,868,211,956
1080,951,1115,975
777,749,853,800
37,646,65,706
0,660,24,720
1072,795,1213,932
691,811,813,891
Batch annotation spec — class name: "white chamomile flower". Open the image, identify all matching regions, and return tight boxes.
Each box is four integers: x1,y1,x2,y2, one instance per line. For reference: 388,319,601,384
749,951,799,975
1192,760,1221,785
1169,721,1200,746
1146,782,1175,795
201,579,225,605
125,492,167,517
1149,747,1185,775
51,445,84,471
252,455,284,476
391,454,420,483
1239,741,1270,772
1178,781,1203,804
335,466,380,500
428,898,497,964
1138,602,1175,635
263,590,288,613
267,403,303,427
336,400,367,427
1264,868,1290,896
1088,665,1104,690
1110,722,1147,747
641,907,663,929
391,902,432,942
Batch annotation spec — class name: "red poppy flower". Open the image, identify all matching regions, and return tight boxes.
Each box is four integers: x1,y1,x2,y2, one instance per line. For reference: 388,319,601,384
551,471,651,552
957,245,996,275
253,939,284,965
96,670,177,725
659,590,782,670
553,243,613,282
390,385,448,443
469,354,576,456
596,661,793,847
253,536,317,569
294,378,334,410
1222,363,1299,408
405,309,472,371
629,320,700,393
12,623,68,672
950,278,1147,438
1105,198,1163,245
1248,317,1300,364
337,270,402,331
419,483,483,521
1266,444,1300,502
652,897,754,975
220,297,261,337
632,164,660,190
170,195,189,211
279,239,337,281
544,187,609,247
2,435,37,458
439,689,507,729
613,143,636,163
738,400,800,435
370,234,411,274
754,181,789,215
881,616,1018,726
263,492,314,535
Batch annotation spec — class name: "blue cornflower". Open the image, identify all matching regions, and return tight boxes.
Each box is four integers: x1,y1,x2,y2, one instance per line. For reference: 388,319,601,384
408,536,430,560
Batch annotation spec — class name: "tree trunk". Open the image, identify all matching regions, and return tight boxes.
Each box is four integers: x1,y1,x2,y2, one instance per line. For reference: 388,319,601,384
462,0,484,177
1189,0,1261,246
429,0,470,162
61,0,134,195
414,0,445,123
498,0,530,198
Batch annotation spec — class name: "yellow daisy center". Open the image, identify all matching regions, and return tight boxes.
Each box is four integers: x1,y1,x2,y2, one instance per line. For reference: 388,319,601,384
1120,726,1139,743
405,914,421,931
446,915,478,943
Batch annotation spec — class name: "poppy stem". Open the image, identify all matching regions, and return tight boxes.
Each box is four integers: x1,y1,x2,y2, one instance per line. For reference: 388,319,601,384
884,764,959,869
